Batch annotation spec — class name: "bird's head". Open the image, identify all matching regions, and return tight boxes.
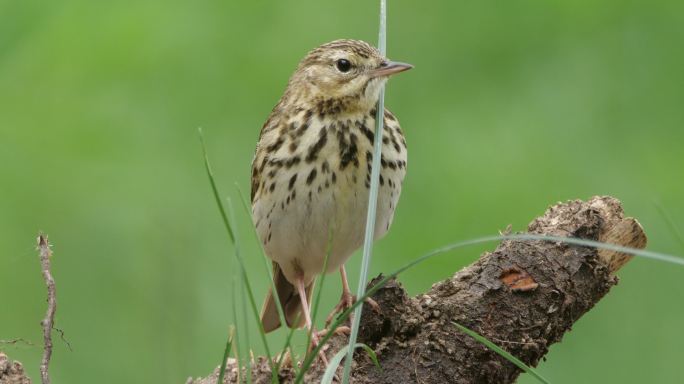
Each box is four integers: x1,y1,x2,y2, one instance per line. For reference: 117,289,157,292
286,39,412,114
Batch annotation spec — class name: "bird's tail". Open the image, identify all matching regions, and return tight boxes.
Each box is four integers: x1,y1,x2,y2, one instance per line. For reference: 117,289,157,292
260,262,313,333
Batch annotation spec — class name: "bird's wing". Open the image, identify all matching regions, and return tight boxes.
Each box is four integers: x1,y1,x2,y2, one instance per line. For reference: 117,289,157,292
250,112,282,204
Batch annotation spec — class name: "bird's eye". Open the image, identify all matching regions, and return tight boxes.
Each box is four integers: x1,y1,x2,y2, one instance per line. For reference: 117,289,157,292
336,59,352,73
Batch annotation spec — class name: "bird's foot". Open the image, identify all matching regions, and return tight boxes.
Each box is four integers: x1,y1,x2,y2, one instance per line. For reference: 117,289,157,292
325,291,380,328
306,328,330,367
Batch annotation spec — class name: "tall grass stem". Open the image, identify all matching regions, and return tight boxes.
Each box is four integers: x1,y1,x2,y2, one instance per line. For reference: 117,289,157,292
341,0,387,381
228,199,253,384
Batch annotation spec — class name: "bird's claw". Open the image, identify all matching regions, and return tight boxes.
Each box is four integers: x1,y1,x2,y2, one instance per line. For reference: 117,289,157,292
306,328,330,366
316,325,351,339
325,292,381,328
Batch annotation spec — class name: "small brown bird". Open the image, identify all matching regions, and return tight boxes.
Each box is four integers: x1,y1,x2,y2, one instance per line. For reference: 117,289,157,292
251,39,411,341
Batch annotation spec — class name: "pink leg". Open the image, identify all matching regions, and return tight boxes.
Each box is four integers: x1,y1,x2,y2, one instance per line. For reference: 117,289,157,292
339,265,354,309
325,266,380,328
295,276,329,365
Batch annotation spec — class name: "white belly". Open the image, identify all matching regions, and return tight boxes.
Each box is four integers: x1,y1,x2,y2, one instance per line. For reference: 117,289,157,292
252,113,407,286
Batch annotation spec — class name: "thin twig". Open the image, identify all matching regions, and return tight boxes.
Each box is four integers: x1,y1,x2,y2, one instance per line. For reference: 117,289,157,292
0,338,34,347
53,327,73,352
37,233,56,384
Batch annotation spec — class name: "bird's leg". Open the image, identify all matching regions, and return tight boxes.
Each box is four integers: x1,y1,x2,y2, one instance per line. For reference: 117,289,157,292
325,265,380,328
295,275,329,366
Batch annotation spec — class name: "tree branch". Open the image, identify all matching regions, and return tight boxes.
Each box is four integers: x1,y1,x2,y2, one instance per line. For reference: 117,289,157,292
189,196,647,383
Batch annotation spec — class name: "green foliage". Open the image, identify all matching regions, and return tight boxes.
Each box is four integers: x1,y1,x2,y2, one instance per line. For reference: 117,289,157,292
200,131,275,381
306,231,333,363
216,326,234,384
1,1,683,383
321,343,380,384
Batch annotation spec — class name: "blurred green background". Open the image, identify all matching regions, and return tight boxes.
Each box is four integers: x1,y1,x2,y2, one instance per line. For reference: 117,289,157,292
1,0,683,382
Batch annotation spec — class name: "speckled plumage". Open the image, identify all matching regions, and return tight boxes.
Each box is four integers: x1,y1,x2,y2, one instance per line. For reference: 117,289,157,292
251,39,410,333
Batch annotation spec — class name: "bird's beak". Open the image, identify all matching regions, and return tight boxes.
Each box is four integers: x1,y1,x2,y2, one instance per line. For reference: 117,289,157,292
369,61,413,78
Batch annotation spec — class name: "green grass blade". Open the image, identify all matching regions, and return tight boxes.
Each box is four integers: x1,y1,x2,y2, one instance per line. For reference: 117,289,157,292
228,199,253,384
342,0,387,381
360,343,381,371
242,281,253,384
235,184,288,331
235,184,289,381
198,128,235,244
198,129,274,371
275,318,301,378
216,326,235,384
310,230,333,326
654,200,684,252
231,281,243,383
297,233,684,380
508,234,684,265
452,321,550,384
227,225,242,383
322,343,381,384
306,230,333,359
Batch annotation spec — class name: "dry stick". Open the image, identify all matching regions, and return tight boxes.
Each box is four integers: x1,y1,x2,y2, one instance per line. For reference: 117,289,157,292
37,233,56,384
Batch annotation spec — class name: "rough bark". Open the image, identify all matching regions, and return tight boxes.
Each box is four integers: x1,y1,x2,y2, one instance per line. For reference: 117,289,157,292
0,353,31,384
193,195,645,383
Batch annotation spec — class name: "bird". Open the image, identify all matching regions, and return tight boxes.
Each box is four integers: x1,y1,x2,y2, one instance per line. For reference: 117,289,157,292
251,39,412,344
